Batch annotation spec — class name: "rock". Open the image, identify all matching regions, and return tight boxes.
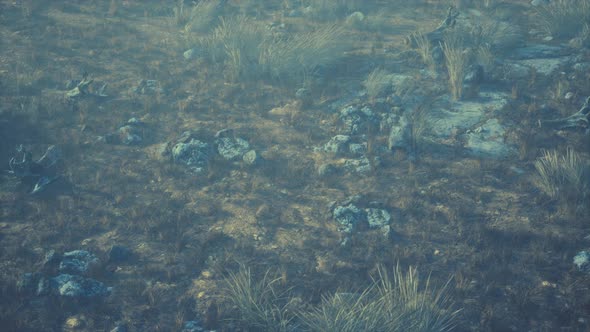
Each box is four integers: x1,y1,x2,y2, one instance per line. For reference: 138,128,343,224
427,92,509,139
340,105,379,135
349,143,367,156
42,250,61,270
295,88,312,107
59,250,99,275
50,274,111,298
317,163,338,177
463,118,518,158
388,115,411,151
242,150,259,166
105,118,144,145
172,139,212,174
323,135,351,155
182,320,206,332
365,208,391,228
343,156,375,174
215,137,250,161
333,204,366,234
574,251,590,272
346,11,365,26
18,273,49,296
133,79,163,95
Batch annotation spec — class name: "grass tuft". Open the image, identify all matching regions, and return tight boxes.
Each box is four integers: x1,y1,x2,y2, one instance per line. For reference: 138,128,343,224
441,33,470,101
221,267,293,331
299,265,459,332
363,68,392,101
534,148,588,203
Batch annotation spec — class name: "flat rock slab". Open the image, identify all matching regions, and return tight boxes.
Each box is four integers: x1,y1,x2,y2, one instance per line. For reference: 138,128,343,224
464,118,517,158
426,91,509,138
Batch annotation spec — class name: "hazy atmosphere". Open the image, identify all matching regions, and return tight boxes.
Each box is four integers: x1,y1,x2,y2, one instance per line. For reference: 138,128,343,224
1,0,590,331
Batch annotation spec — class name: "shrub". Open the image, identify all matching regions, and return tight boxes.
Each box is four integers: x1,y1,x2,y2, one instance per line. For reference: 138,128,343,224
534,148,588,202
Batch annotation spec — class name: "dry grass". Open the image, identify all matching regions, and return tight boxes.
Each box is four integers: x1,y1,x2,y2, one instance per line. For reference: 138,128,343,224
441,34,469,101
534,148,588,203
221,267,293,331
412,31,436,71
363,68,391,101
299,265,459,332
260,24,351,83
535,0,590,39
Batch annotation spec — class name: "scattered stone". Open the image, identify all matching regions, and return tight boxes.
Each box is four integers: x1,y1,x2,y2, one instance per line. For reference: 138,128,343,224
182,320,206,332
323,135,351,155
349,143,367,156
574,251,590,273
343,156,375,174
216,137,251,161
59,250,99,275
50,274,111,298
365,208,391,228
105,118,144,145
133,79,163,95
333,204,365,234
339,105,379,135
172,138,212,174
65,73,108,100
388,115,412,152
242,150,259,166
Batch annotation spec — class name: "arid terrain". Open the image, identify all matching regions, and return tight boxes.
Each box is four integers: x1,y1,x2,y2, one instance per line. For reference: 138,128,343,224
1,0,589,331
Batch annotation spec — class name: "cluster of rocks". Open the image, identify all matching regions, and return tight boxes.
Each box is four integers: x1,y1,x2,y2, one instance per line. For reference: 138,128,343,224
18,249,111,298
317,104,387,176
330,196,393,246
168,128,259,174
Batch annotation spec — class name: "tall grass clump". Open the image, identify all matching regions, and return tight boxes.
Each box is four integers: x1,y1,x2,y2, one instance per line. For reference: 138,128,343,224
299,265,459,332
259,24,351,83
441,33,470,101
183,0,220,34
534,148,589,203
196,17,351,83
535,0,590,39
221,268,293,331
363,68,392,102
412,31,436,71
199,16,267,81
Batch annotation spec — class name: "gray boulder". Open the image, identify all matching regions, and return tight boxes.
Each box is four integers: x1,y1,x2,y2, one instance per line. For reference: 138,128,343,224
172,139,212,174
